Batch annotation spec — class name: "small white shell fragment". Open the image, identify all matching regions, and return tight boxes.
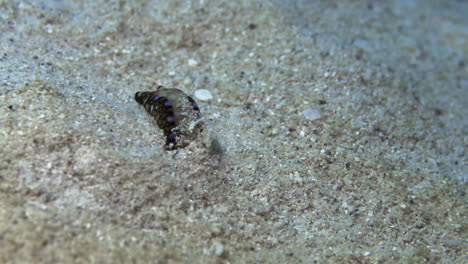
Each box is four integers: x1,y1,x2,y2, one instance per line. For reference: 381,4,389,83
302,108,321,120
194,89,213,101
213,241,224,256
188,59,198,66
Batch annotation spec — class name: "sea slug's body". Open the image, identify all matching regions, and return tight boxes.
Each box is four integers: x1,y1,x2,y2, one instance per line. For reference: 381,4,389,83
135,86,202,150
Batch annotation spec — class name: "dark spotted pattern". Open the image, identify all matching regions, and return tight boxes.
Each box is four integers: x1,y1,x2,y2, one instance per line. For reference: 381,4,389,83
135,86,201,150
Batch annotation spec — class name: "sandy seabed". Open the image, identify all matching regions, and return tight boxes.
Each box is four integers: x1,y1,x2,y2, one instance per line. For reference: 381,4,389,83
0,0,466,263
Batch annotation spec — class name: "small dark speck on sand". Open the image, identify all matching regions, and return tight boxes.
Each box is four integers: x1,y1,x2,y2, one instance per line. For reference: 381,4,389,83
248,23,257,30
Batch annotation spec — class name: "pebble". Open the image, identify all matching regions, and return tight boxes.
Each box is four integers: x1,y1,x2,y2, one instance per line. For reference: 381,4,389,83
194,89,213,101
302,108,321,120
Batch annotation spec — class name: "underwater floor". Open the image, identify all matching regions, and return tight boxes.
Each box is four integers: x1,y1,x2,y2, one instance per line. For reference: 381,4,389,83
0,0,466,263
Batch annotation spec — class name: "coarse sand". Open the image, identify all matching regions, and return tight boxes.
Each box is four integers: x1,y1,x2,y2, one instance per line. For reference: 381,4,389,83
0,0,466,263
